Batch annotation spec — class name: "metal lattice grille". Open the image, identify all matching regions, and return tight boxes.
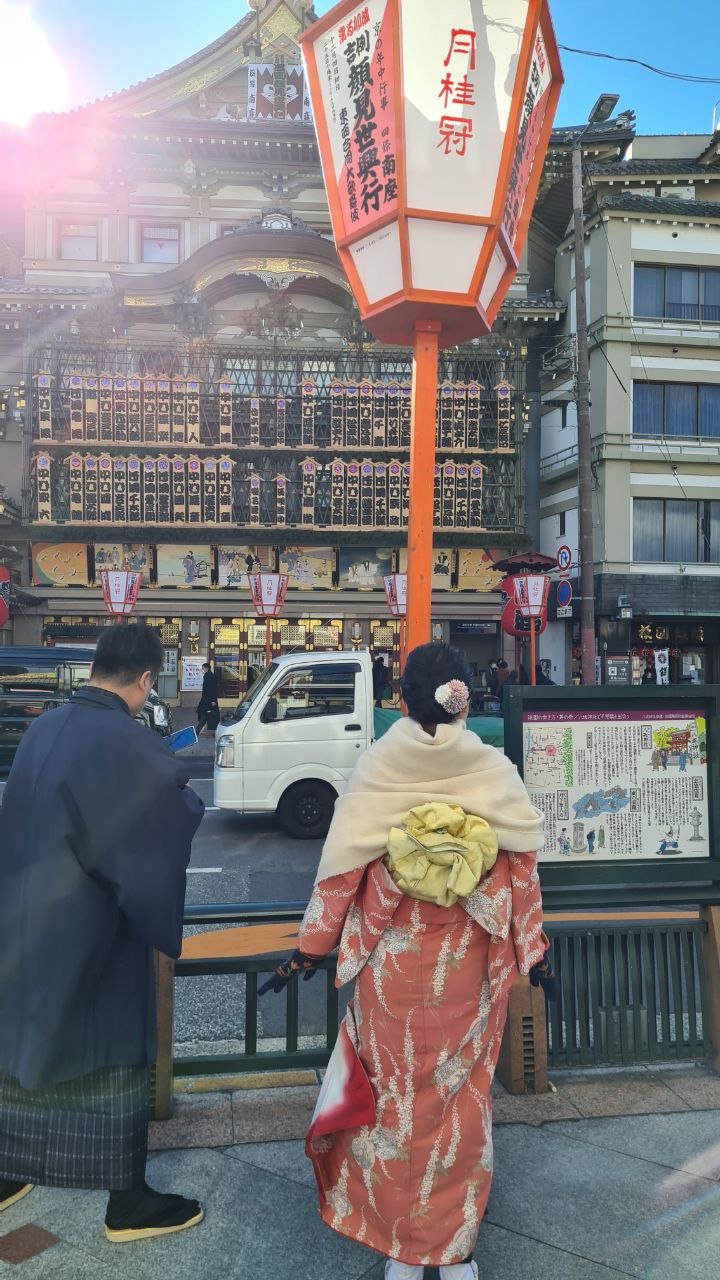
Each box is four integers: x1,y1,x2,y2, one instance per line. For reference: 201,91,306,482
546,922,707,1069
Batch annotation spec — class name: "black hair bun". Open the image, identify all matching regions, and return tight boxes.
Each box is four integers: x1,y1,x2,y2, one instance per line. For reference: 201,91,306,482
400,642,473,726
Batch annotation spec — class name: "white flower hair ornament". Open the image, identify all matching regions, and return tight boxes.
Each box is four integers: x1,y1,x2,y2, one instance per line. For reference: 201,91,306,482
434,679,470,716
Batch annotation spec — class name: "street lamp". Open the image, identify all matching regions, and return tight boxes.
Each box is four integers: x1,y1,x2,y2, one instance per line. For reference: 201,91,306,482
301,2,563,654
572,92,619,686
247,571,289,668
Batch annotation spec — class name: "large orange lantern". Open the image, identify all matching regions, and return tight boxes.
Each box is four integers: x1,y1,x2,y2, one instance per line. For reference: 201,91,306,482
301,1,562,650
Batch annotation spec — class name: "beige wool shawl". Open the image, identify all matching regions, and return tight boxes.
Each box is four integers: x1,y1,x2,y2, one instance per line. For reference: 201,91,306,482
315,715,544,885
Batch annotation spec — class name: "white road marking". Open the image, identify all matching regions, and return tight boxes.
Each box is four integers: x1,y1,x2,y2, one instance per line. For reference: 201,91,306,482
187,867,223,874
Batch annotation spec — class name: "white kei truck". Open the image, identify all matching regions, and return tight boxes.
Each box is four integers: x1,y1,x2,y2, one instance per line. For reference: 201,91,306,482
213,650,375,839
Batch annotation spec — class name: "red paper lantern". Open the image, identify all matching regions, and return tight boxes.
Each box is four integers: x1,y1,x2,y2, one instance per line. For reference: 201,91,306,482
247,572,289,618
301,0,563,347
98,569,141,618
383,572,407,617
500,572,549,638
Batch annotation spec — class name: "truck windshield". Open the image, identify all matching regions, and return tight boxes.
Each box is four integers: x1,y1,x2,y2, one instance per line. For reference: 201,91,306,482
232,663,278,721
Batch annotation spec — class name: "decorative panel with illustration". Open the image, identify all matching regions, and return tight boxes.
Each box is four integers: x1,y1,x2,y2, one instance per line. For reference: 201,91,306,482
93,543,151,582
278,546,334,590
32,543,89,587
339,547,393,590
217,546,273,588
156,545,213,587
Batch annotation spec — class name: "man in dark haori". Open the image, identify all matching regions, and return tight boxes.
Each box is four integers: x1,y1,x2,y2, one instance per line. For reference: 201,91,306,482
0,625,204,1242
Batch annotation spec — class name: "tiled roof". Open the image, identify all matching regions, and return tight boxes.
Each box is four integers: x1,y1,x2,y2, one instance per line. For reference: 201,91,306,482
550,118,636,147
588,158,712,176
598,193,720,219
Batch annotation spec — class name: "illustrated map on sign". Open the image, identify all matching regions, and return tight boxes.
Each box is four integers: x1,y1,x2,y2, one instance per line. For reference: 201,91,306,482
523,710,709,862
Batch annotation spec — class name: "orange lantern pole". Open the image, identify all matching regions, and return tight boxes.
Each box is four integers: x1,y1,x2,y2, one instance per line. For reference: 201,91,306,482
406,322,440,654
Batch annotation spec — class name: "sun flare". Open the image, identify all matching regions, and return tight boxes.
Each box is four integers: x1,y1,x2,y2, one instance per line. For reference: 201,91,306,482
0,2,68,126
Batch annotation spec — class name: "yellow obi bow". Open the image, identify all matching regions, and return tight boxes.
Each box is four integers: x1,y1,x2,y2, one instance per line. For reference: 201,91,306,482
385,803,499,908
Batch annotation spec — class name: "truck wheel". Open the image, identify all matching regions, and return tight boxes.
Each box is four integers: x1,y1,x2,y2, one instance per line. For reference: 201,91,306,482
278,781,336,840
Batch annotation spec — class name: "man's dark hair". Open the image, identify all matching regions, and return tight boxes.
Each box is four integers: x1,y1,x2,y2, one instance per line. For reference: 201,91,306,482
401,642,473,726
91,624,164,685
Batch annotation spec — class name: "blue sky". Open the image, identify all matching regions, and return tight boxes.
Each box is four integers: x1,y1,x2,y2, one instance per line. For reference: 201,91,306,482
15,0,720,136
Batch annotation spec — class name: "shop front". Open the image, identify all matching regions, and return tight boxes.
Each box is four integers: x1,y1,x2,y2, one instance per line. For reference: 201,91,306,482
630,619,720,686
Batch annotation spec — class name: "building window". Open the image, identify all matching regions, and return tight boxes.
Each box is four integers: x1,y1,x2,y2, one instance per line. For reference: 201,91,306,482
141,225,180,264
633,498,720,563
635,265,720,322
59,222,98,261
559,511,566,536
633,382,720,440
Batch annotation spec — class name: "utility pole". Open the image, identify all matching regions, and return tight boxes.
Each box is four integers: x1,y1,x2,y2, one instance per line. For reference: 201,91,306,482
571,142,596,687
570,94,619,687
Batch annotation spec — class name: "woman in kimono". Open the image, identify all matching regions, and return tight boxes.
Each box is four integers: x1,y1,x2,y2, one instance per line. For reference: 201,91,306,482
263,642,552,1280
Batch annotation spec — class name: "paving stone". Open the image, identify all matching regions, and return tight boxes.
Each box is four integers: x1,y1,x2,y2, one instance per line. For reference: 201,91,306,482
148,1091,233,1150
491,1123,720,1278
658,1066,720,1110
491,1080,583,1126
0,1225,59,1264
231,1084,319,1143
549,1069,691,1118
223,1138,316,1188
548,1110,720,1181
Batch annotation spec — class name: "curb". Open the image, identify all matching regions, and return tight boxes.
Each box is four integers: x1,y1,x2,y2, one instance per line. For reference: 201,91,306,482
148,1063,720,1153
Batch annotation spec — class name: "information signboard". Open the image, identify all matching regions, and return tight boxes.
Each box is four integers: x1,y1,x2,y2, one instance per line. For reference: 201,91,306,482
523,707,709,864
503,684,720,909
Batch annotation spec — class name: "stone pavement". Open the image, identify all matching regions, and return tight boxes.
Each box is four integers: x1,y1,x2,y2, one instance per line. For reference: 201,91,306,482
4,1065,720,1279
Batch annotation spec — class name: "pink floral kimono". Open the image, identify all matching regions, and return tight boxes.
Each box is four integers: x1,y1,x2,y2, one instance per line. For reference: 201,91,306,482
298,716,546,1267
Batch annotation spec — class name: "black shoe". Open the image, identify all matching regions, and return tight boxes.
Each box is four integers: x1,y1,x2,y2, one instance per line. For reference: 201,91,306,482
105,1184,203,1243
0,1180,33,1211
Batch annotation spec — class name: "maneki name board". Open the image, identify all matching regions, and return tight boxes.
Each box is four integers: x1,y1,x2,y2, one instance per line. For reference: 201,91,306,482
302,0,562,347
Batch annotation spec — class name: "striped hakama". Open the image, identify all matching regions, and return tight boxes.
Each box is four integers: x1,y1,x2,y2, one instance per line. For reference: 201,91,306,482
0,1065,149,1190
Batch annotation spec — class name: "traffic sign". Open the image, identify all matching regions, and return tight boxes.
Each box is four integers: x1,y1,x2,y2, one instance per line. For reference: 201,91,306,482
557,579,573,607
556,545,572,573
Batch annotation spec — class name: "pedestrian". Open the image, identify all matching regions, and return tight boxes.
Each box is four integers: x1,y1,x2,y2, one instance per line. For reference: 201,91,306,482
261,643,552,1278
196,661,220,734
535,664,555,685
372,654,390,708
641,664,656,685
0,624,204,1241
493,658,510,704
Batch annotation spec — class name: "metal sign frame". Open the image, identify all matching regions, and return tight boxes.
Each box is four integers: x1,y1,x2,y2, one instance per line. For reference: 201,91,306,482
503,684,720,910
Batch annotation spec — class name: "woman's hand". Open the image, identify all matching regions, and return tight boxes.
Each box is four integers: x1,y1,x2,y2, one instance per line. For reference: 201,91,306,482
258,949,321,995
529,933,556,1001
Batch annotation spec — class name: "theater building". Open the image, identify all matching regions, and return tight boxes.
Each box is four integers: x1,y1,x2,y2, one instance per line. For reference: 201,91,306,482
0,0,565,701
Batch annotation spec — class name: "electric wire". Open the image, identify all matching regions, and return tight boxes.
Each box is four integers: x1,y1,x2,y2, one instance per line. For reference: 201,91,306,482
559,45,720,86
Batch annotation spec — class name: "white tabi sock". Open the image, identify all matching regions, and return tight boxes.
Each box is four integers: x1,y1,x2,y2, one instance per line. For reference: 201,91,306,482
385,1261,424,1280
439,1262,479,1280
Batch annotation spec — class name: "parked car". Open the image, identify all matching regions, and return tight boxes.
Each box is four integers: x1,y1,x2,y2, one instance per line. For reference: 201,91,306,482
0,690,65,775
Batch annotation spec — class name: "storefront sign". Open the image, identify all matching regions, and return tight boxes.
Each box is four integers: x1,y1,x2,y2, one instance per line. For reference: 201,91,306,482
451,621,498,636
523,708,709,863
